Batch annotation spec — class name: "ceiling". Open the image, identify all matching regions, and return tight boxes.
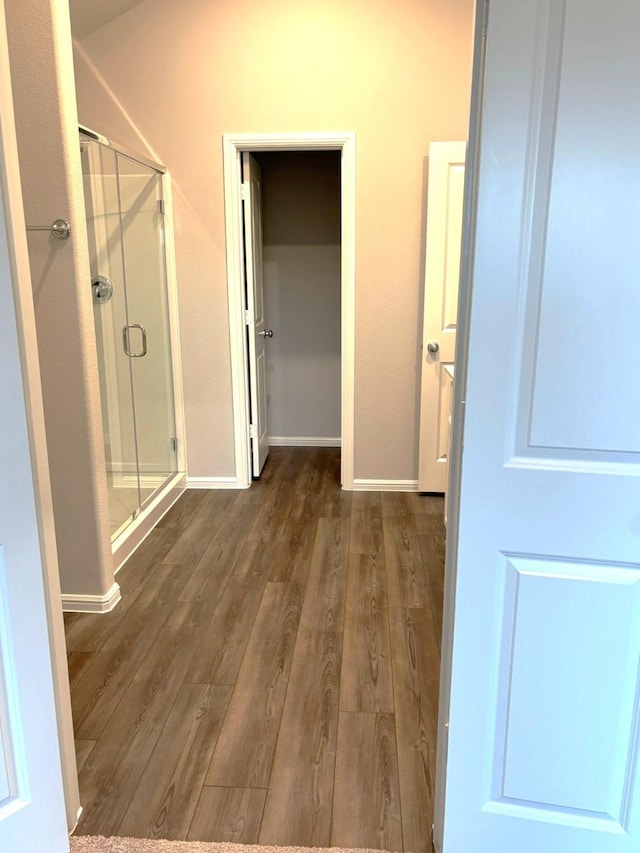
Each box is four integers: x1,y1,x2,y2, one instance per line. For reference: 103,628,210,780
68,0,147,39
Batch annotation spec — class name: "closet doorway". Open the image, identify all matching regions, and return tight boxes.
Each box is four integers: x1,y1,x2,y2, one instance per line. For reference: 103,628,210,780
222,132,356,489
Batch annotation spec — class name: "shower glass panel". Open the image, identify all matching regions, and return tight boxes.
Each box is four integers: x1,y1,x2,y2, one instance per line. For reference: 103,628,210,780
116,156,177,501
81,136,178,541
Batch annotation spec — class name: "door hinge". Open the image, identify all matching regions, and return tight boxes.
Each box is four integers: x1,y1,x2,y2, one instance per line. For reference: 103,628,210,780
157,198,165,215
240,183,248,202
249,423,258,440
170,436,178,452
244,309,252,326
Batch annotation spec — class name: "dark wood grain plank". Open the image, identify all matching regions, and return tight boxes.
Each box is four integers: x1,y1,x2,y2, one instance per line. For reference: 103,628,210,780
341,553,394,712
205,582,302,788
184,540,269,685
66,650,94,689
259,629,341,846
75,739,96,773
161,489,237,568
178,501,260,603
381,491,413,517
332,712,403,852
413,509,445,537
72,563,194,738
76,599,210,833
247,463,296,544
319,449,352,519
290,447,330,518
418,532,445,649
389,607,441,853
269,469,321,585
384,510,429,609
187,787,266,843
407,491,445,517
156,488,208,528
299,516,350,632
118,683,232,840
349,499,384,557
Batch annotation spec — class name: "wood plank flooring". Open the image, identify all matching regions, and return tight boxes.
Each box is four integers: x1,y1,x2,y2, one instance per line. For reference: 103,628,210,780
66,448,445,853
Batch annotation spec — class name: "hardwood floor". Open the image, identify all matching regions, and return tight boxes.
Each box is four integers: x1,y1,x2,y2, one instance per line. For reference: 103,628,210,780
66,448,445,852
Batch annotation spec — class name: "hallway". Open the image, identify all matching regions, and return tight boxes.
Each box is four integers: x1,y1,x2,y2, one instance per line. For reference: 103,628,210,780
65,448,444,853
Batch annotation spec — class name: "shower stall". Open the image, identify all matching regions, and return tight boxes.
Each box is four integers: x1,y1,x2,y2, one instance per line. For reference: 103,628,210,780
80,129,185,560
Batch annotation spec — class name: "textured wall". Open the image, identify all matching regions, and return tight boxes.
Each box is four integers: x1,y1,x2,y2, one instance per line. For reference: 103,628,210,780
258,151,341,442
72,0,474,482
6,0,114,597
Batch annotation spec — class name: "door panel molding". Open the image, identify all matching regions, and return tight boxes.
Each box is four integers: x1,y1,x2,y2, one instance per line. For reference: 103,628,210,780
222,132,356,489
488,553,640,831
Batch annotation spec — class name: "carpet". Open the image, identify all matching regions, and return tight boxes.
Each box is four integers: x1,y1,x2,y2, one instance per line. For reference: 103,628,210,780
69,839,394,853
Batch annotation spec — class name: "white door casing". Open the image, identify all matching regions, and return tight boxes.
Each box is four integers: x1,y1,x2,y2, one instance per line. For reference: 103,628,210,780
442,1,640,851
0,1,69,847
223,133,356,490
418,141,466,493
242,152,269,477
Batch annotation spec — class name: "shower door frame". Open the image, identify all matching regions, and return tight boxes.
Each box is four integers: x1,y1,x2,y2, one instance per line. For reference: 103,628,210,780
112,168,187,571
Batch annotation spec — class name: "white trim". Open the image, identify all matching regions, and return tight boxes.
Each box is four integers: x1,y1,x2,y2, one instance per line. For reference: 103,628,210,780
352,478,419,492
222,131,356,490
112,472,186,571
62,582,121,613
268,436,341,447
186,475,246,490
161,175,188,478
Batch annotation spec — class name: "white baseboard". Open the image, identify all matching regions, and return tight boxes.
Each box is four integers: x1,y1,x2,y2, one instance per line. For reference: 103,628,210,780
352,478,419,492
61,582,121,613
110,474,167,490
112,475,186,573
186,476,247,490
268,436,341,447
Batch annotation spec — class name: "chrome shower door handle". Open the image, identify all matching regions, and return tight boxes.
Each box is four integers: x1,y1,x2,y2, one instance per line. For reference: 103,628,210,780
122,323,148,357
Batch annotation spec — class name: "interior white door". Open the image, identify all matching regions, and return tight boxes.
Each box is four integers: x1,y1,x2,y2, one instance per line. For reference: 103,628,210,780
242,152,269,477
0,3,68,847
418,141,465,493
442,2,640,851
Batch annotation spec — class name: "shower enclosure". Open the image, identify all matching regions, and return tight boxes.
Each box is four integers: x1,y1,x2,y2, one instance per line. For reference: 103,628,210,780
80,130,184,552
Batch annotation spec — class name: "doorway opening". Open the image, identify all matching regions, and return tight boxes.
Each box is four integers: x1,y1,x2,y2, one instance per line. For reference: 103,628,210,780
245,150,342,478
222,132,356,489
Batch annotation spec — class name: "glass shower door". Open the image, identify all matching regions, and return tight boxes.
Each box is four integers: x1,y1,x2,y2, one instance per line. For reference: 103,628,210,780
82,136,178,541
115,154,178,509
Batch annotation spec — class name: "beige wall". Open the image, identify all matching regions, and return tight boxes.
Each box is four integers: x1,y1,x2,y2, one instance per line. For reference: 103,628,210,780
72,0,474,482
6,0,114,598
259,151,341,442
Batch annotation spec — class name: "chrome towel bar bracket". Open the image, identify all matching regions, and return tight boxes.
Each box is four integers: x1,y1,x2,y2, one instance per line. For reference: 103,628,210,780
26,219,71,239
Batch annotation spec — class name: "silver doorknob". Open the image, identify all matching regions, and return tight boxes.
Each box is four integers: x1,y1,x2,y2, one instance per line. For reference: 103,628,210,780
427,340,439,354
260,329,274,337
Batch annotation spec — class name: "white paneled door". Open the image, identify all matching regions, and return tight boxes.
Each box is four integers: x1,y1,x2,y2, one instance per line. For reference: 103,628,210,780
418,141,465,493
242,152,269,477
0,3,67,850
443,1,640,851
